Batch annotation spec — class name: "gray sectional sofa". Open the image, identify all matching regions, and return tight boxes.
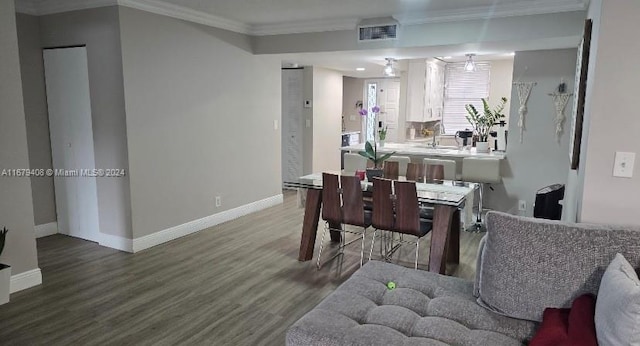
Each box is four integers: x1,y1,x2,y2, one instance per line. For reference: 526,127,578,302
287,211,640,346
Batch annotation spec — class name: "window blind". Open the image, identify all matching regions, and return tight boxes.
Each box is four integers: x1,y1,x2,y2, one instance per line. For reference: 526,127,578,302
442,62,491,135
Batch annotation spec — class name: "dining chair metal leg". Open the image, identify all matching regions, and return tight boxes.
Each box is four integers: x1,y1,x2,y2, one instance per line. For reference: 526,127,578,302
316,223,329,270
415,238,420,270
369,229,377,261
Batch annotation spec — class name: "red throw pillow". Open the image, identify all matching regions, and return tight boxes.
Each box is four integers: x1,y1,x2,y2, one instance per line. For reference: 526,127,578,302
530,294,597,346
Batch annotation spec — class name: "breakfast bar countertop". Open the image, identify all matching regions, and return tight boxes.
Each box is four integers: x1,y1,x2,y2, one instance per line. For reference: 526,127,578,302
340,142,506,159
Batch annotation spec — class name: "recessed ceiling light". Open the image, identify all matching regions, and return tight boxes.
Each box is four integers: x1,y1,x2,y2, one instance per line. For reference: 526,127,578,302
443,56,452,59
507,52,516,56
356,67,366,71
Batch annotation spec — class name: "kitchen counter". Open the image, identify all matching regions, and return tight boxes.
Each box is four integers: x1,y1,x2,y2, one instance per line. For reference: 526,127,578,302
340,142,506,159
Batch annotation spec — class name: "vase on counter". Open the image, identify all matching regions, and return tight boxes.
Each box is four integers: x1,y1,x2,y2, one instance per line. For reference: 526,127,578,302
366,168,383,181
476,141,490,153
379,140,385,147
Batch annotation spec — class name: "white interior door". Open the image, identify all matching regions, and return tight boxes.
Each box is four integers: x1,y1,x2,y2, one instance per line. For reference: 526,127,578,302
364,78,401,142
281,69,303,186
44,46,100,242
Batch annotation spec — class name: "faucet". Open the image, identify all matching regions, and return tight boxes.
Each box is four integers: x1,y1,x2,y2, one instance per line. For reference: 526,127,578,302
429,121,442,148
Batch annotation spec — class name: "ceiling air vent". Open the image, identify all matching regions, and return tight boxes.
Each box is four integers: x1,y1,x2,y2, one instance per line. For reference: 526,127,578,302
357,17,399,42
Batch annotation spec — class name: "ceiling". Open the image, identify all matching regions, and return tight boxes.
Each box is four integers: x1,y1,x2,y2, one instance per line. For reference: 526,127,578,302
18,0,587,77
166,0,551,25
18,0,589,35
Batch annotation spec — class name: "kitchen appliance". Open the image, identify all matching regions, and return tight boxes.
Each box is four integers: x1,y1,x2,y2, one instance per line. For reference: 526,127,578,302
455,130,474,147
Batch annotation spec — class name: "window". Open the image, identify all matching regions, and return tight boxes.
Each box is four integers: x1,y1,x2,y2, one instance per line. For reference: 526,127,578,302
442,62,491,135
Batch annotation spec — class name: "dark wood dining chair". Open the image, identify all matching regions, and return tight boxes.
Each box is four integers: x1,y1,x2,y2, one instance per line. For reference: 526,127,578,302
369,177,395,261
393,180,433,269
317,173,371,269
406,162,425,182
383,161,399,180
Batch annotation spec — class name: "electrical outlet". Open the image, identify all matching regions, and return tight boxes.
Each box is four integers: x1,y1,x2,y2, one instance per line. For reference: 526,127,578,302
613,151,635,178
518,200,526,211
215,196,222,207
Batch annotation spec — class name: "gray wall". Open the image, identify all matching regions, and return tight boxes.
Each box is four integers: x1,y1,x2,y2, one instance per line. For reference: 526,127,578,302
118,7,282,238
0,0,39,275
302,66,314,175
16,13,56,226
38,6,133,239
253,12,586,54
485,48,577,216
579,0,640,225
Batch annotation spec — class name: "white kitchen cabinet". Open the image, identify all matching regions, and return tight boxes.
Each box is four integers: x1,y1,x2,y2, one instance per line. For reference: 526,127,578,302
406,59,445,122
406,60,426,122
427,60,445,120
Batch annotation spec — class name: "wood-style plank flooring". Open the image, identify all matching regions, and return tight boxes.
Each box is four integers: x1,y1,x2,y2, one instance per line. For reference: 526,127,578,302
0,191,482,345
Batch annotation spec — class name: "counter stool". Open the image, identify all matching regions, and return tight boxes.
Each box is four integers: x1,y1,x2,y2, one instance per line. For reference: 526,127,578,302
423,158,457,181
387,156,411,177
343,153,367,175
462,157,501,232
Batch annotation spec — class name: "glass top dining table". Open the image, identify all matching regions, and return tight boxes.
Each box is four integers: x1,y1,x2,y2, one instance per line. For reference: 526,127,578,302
284,171,478,208
287,171,479,273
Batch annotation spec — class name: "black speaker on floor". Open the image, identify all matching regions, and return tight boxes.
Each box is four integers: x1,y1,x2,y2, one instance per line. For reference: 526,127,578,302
533,184,565,220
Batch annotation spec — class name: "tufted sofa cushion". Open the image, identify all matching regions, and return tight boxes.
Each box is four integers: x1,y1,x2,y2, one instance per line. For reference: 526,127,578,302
287,261,537,346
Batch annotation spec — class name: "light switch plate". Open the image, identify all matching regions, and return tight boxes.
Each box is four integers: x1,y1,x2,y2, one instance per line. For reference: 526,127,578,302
349,115,356,121
273,119,278,130
613,151,635,178
305,119,311,128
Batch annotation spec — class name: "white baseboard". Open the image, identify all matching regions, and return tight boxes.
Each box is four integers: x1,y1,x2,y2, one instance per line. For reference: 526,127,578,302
10,268,42,293
99,233,134,253
34,222,58,238
132,194,284,252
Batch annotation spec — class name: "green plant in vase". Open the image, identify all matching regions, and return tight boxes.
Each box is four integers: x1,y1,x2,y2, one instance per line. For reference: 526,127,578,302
464,97,507,153
357,105,395,179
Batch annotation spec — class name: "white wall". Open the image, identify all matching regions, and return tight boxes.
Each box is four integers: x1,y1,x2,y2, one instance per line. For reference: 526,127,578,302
118,7,282,238
579,0,640,225
485,49,577,216
488,58,514,125
0,0,39,277
312,67,343,172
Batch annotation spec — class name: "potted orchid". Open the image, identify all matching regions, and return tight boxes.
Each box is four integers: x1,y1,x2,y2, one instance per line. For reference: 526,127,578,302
465,97,507,153
358,105,395,180
0,227,9,305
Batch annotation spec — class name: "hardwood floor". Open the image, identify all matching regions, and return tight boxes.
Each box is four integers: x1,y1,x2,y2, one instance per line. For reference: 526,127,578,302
0,191,482,345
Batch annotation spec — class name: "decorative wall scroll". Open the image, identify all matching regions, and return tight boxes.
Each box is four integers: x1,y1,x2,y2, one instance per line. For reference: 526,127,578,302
548,80,573,143
513,81,536,143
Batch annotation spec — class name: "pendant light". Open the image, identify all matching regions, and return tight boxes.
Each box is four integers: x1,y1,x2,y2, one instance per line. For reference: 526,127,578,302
464,54,476,72
383,58,397,77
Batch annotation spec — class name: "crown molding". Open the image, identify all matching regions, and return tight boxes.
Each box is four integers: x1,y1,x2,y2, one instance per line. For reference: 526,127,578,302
251,0,588,36
14,0,587,36
15,0,118,16
397,0,588,26
117,0,251,34
14,0,251,34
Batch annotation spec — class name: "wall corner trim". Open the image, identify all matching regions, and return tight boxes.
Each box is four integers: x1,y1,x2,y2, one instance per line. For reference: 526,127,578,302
99,233,134,253
10,268,42,294
131,194,284,253
34,222,58,238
